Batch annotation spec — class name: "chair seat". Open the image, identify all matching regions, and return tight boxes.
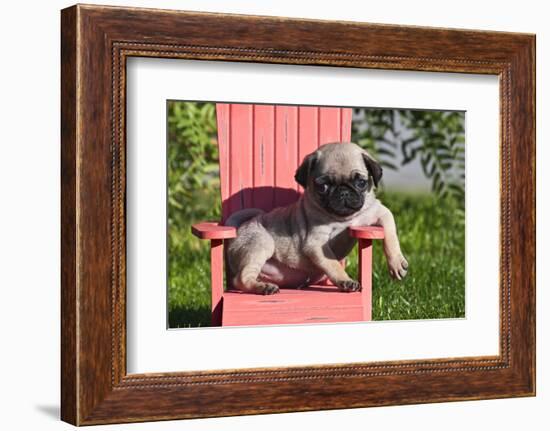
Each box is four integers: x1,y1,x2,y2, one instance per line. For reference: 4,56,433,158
221,285,367,327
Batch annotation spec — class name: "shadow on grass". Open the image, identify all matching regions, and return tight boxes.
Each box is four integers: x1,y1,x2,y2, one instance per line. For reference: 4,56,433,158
169,305,212,328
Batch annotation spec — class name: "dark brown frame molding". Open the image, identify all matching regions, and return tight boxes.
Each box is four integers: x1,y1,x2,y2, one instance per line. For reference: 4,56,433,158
61,4,535,425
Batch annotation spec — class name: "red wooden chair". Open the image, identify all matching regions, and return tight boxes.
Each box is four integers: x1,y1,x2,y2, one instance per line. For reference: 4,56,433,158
192,104,384,327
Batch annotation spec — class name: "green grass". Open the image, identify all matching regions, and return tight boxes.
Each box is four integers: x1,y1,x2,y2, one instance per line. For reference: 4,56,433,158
348,192,465,321
168,191,465,328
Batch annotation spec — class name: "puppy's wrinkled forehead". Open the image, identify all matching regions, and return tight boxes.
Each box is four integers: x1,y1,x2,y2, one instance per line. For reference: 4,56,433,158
315,142,368,179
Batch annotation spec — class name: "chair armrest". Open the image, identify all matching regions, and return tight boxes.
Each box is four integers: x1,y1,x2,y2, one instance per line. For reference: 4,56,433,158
349,226,385,239
191,222,235,326
349,226,383,321
191,222,237,240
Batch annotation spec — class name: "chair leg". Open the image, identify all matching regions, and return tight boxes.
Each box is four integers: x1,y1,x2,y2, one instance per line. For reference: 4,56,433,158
210,239,224,326
358,238,373,321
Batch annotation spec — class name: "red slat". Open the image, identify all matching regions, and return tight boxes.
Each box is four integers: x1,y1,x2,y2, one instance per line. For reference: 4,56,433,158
223,285,363,310
319,107,342,144
253,105,275,211
215,103,231,222
222,285,365,327
274,106,299,207
341,108,353,141
229,104,254,214
223,308,365,326
297,106,319,192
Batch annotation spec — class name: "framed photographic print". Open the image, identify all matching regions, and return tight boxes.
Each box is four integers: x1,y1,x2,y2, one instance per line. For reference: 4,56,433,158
61,4,535,425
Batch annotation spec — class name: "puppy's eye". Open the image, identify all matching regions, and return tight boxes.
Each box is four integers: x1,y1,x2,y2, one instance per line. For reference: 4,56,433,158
316,183,330,194
354,177,368,189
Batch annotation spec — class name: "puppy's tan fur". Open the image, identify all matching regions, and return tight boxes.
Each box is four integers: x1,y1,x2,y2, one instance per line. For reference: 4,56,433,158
225,142,408,295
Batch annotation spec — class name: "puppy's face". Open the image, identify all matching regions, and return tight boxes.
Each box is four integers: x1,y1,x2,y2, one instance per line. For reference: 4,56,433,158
295,142,382,218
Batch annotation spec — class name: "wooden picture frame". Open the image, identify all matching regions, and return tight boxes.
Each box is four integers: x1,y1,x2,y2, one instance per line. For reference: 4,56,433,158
61,4,535,425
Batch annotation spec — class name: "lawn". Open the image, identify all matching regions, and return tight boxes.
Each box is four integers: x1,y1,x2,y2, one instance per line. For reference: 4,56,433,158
168,190,465,328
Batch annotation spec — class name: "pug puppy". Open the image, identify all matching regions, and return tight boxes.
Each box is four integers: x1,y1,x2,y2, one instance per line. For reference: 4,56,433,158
225,142,408,295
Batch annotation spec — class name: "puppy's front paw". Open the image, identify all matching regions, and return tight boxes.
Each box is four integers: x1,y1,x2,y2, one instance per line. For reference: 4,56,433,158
336,279,362,292
255,282,280,295
388,255,408,280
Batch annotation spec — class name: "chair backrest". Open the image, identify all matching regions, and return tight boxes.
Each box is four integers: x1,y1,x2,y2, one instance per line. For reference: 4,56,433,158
216,103,353,223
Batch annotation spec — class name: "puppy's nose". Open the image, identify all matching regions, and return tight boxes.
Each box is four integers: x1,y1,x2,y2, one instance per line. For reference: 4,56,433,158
336,186,352,198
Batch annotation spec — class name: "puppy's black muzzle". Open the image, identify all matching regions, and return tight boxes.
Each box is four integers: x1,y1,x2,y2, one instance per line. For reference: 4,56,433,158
328,185,364,216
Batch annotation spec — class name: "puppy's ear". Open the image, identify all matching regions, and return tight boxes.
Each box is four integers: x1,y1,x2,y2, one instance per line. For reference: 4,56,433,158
295,152,319,188
362,152,383,188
